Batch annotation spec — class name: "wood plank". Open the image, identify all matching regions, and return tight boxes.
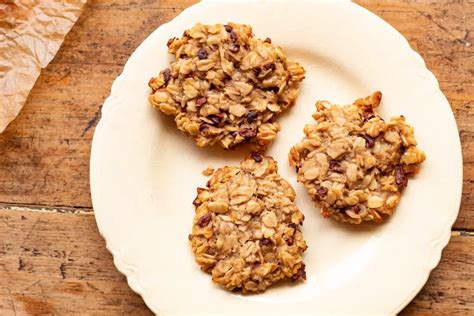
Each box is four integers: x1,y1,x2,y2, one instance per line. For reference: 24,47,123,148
0,63,121,208
0,209,152,315
356,0,474,231
0,208,472,315
401,231,474,315
0,0,472,229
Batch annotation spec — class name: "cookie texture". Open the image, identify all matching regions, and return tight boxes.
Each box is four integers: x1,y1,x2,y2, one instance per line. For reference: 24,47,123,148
289,92,426,224
149,23,305,150
189,154,307,293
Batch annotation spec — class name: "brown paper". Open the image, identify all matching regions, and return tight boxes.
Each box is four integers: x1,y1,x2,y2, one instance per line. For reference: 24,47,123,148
0,0,87,133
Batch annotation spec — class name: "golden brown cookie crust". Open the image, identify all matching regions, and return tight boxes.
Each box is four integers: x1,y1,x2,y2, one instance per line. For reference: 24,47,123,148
149,23,305,150
189,154,307,293
289,92,426,224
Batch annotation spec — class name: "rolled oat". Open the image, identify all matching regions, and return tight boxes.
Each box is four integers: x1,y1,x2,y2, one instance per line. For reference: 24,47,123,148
149,23,305,150
189,155,307,293
289,92,426,224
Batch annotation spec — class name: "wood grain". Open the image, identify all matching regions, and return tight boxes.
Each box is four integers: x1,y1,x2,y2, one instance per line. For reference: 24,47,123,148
0,208,472,315
0,0,472,228
0,0,472,315
355,0,474,229
0,209,152,316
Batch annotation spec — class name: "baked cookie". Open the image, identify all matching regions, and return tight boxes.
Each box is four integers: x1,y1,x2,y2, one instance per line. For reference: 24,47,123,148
289,92,426,224
149,23,305,150
189,154,307,293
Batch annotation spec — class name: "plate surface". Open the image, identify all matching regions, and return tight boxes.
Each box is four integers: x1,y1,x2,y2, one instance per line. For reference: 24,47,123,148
90,0,463,314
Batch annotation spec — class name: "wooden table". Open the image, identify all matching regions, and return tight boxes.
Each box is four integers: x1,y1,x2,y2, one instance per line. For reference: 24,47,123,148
0,1,472,314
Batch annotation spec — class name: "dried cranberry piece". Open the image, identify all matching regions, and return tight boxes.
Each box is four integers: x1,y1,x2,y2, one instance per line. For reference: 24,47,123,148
361,134,375,148
229,43,240,53
230,31,238,43
395,166,408,188
253,67,261,76
224,25,232,33
347,205,360,214
209,114,224,126
291,264,306,282
317,186,328,198
196,97,207,107
362,109,375,122
162,68,171,84
264,37,272,44
239,128,257,139
265,86,279,94
197,213,212,227
198,48,208,60
263,63,276,71
247,111,258,122
286,236,294,246
260,238,273,246
206,247,216,255
251,152,262,162
329,160,343,173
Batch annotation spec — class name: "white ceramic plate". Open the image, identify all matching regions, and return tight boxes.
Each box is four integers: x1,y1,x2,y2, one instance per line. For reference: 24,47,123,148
90,0,463,314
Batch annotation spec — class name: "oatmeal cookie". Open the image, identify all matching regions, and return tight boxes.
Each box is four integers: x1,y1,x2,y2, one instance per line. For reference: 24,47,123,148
189,154,307,293
149,23,305,150
289,92,426,224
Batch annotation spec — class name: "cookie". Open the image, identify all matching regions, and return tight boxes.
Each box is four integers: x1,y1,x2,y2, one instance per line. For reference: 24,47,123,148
189,154,307,293
289,92,426,224
149,23,305,150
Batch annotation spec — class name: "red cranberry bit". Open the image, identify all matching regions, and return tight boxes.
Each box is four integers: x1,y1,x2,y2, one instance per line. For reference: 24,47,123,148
239,128,257,139
209,114,224,126
291,264,306,282
162,68,171,84
229,43,240,53
206,247,216,255
196,97,207,107
263,63,276,71
253,67,261,76
288,223,298,230
361,134,375,148
197,213,212,227
230,31,238,43
286,236,294,246
362,109,375,122
329,160,342,173
251,152,262,162
224,25,232,33
348,205,360,214
264,37,272,44
260,238,273,246
247,111,258,122
395,166,408,188
265,86,279,94
198,48,208,60
199,123,209,132
317,186,328,198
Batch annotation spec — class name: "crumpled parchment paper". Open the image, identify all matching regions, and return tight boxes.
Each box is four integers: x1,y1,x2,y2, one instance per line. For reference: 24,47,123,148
0,0,87,133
